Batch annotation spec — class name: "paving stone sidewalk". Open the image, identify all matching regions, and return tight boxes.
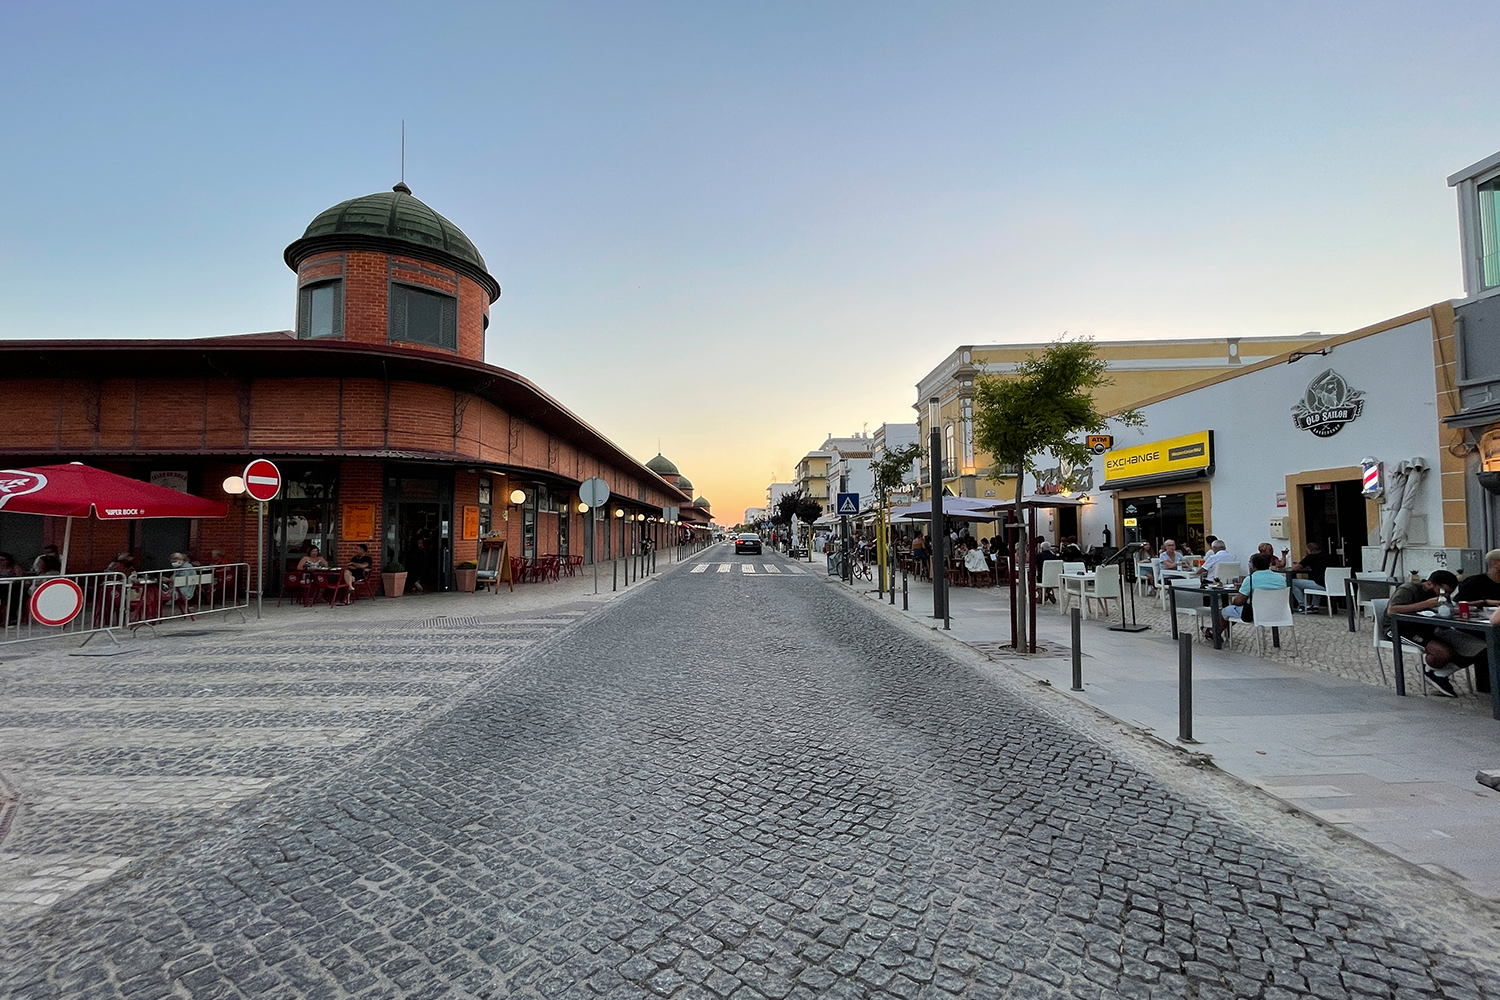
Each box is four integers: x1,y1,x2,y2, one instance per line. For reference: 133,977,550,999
0,565,642,927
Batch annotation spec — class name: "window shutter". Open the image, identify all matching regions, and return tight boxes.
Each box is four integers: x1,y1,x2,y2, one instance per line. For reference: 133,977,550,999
297,287,311,339
390,284,407,343
330,281,343,338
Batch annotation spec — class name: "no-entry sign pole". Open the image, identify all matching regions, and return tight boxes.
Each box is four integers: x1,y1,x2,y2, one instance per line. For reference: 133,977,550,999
579,477,611,596
243,460,282,620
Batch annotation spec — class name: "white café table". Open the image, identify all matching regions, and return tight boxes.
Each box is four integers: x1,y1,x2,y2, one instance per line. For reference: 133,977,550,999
1061,572,1095,617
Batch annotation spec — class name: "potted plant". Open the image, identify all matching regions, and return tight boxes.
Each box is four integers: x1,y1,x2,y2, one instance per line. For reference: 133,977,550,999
383,560,408,598
454,560,478,593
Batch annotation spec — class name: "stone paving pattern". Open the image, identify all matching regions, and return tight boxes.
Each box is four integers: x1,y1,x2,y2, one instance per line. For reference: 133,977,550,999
1,553,1498,998
0,601,595,924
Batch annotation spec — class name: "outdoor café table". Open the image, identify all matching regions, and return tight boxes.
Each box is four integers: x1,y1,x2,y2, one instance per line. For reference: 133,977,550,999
1388,610,1500,719
1060,572,1093,617
1167,582,1238,650
1346,576,1398,633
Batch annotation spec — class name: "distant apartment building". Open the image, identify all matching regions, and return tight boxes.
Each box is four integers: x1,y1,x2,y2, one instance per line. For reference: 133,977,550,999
871,422,921,494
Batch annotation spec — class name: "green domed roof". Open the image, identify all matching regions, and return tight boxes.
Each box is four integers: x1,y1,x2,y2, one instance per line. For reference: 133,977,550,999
693,496,710,508
646,453,680,476
675,476,694,492
285,183,500,302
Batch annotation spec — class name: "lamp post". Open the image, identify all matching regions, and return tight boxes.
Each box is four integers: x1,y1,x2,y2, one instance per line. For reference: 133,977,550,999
929,396,949,627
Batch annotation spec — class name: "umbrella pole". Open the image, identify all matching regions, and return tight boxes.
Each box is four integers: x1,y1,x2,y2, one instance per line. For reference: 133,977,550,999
60,517,73,575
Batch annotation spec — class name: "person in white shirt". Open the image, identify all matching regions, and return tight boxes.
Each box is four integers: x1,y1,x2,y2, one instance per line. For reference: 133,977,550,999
1199,539,1237,580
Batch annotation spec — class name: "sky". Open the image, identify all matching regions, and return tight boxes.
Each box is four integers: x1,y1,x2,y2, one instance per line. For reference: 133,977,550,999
2,1,1498,522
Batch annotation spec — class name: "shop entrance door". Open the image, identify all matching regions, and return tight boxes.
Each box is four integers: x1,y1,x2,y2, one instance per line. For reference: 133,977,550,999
1121,491,1205,554
391,502,445,594
1300,480,1367,570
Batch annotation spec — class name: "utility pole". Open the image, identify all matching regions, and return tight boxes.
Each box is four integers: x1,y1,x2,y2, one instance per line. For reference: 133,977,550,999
929,396,948,623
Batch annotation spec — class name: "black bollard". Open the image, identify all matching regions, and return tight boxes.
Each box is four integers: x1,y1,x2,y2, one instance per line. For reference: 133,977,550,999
902,566,908,611
612,559,618,592
1178,631,1195,743
1070,608,1083,691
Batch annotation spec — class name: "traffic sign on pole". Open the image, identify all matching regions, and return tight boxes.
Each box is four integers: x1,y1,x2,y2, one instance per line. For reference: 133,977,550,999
30,577,84,627
243,460,282,502
579,477,611,509
243,459,280,621
836,493,860,516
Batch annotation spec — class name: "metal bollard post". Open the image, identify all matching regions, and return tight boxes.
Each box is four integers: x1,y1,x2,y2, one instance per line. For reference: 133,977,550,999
1070,608,1083,691
612,559,618,591
902,566,908,611
1178,631,1195,743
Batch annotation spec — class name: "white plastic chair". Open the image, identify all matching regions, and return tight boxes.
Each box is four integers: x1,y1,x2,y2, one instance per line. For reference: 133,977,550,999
1302,566,1348,616
1212,561,1242,585
1062,561,1087,576
1135,559,1157,596
1169,578,1210,638
1248,586,1297,657
1085,564,1123,620
1354,572,1391,623
1039,560,1065,608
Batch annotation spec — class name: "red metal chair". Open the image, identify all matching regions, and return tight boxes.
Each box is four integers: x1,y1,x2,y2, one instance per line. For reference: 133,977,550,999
319,570,350,607
510,556,528,584
276,571,305,607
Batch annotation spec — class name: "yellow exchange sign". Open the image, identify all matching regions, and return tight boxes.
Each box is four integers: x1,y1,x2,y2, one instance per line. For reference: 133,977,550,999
1102,430,1213,486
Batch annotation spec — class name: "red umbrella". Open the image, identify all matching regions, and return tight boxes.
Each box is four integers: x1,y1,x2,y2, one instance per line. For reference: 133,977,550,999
0,463,228,572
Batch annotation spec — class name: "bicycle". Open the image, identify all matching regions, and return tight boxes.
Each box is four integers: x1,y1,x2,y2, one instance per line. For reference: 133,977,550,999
852,551,874,582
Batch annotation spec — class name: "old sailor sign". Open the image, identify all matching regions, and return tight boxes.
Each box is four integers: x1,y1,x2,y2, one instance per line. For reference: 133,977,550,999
1292,369,1365,438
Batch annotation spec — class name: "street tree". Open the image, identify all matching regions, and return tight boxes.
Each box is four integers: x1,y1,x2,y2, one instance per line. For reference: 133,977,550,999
771,490,824,549
972,336,1143,650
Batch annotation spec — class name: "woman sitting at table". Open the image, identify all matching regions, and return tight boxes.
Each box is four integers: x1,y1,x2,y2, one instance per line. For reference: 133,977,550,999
297,546,329,572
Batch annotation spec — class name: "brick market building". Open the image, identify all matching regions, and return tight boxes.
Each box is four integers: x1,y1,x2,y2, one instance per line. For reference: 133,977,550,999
0,183,698,593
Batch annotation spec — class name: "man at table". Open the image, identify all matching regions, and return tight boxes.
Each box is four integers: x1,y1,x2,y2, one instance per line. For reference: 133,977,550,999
1199,539,1237,580
1387,570,1471,697
1286,541,1332,612
1218,552,1287,635
1455,549,1500,608
1159,539,1181,572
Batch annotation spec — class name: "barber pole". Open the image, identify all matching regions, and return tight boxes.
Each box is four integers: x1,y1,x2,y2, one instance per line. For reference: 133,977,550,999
1361,458,1383,499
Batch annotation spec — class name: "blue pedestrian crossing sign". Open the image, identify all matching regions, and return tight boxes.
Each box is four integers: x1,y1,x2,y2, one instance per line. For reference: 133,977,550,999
836,493,860,515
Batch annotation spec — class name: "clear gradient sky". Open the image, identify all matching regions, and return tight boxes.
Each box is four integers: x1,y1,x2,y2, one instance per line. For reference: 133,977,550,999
2,2,1498,521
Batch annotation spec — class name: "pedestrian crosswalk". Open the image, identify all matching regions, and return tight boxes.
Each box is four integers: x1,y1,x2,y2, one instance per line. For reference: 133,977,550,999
688,562,806,578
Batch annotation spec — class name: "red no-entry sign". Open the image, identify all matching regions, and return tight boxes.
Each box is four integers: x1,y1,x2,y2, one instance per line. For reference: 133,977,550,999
243,460,282,502
30,577,84,627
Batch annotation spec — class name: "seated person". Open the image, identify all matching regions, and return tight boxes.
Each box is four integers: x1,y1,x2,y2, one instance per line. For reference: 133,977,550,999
1455,548,1500,609
169,552,199,603
1199,539,1237,580
1286,542,1332,612
1218,552,1288,634
1159,539,1181,571
1387,570,1468,697
347,544,373,587
296,546,330,572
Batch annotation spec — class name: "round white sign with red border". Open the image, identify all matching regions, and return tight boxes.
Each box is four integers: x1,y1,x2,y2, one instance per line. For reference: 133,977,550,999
30,577,84,627
243,459,282,502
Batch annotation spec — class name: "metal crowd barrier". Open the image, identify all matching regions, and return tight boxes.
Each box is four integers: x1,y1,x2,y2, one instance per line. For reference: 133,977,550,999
128,562,251,632
0,570,128,645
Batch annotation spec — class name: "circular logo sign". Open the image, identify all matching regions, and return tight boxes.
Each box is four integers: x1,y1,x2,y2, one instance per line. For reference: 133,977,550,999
243,459,282,502
30,577,84,627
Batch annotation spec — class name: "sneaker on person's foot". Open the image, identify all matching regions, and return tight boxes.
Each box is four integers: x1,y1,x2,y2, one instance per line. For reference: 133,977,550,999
1425,670,1458,697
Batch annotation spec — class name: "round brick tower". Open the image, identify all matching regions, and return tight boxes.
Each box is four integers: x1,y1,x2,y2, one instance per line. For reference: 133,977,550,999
283,183,501,362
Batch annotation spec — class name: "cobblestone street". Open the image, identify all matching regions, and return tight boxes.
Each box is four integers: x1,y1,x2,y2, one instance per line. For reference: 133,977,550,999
3,551,1499,998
